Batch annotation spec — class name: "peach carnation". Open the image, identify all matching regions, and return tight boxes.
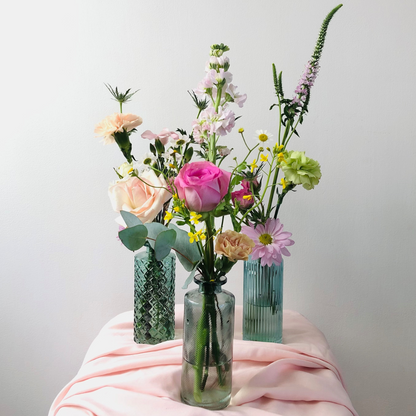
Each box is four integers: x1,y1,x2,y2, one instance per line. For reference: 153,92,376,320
95,113,143,145
215,230,255,262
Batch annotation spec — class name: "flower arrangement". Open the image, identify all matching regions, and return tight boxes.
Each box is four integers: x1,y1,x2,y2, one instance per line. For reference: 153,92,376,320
94,3,343,408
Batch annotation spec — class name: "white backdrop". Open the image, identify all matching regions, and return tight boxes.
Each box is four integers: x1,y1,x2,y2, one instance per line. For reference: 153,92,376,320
1,1,415,415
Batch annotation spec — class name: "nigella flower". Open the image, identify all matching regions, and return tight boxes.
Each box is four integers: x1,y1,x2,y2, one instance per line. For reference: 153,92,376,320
242,218,294,267
291,61,320,107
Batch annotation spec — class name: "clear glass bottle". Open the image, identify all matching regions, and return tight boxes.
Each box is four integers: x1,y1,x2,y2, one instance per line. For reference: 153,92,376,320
243,258,283,343
181,278,235,410
133,246,176,344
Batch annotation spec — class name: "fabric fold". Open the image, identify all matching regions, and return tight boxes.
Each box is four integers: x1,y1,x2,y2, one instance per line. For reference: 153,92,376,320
49,306,358,416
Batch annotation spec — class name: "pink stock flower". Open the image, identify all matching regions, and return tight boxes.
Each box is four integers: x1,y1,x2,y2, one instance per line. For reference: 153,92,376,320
242,218,294,267
174,161,231,212
94,113,143,145
226,84,247,108
193,106,235,139
141,128,179,145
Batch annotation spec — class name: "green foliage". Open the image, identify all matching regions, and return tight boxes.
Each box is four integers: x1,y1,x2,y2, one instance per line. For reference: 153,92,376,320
272,65,284,99
154,229,177,261
120,210,142,227
181,268,197,289
154,139,165,155
168,223,202,271
188,90,208,112
105,84,139,104
113,130,133,163
144,223,168,249
118,224,148,251
311,4,343,65
184,146,193,163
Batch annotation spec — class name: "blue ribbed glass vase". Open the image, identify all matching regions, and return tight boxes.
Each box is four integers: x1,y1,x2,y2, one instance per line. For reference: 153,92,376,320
243,258,283,343
134,246,176,345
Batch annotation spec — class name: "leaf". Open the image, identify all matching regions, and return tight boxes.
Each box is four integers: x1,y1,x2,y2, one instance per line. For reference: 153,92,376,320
120,210,143,227
168,223,202,271
154,229,177,261
182,268,197,289
118,224,148,251
144,222,168,249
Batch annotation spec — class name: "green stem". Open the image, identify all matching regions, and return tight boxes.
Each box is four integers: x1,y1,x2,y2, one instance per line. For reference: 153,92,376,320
119,102,123,113
239,153,277,225
266,167,280,217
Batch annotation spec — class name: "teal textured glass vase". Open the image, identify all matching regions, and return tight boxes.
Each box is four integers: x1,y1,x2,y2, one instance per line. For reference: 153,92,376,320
181,279,235,410
243,258,283,343
134,246,176,345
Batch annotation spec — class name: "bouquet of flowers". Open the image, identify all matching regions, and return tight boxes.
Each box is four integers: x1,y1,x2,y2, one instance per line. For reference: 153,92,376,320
94,3,342,409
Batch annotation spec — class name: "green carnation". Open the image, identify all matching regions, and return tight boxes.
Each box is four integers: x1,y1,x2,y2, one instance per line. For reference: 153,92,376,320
280,151,321,190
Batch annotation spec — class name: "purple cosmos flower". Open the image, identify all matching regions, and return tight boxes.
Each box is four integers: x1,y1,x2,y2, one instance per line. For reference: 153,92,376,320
242,218,294,267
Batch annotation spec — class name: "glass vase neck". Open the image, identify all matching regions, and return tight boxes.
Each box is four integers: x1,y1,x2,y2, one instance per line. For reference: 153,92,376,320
195,276,227,294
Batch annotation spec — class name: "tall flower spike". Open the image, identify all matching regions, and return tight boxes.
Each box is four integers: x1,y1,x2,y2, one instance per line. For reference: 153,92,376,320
292,4,343,114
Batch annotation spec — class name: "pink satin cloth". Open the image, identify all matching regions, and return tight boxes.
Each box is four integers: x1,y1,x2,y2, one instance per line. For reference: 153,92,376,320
49,306,358,416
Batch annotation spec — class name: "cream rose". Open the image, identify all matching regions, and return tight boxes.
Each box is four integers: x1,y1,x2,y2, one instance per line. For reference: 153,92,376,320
108,170,171,224
215,230,255,262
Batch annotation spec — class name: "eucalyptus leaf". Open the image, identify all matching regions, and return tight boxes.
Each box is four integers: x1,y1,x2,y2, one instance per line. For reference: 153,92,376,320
154,229,177,261
169,223,202,271
120,211,143,227
182,268,197,289
118,224,148,251
144,222,168,249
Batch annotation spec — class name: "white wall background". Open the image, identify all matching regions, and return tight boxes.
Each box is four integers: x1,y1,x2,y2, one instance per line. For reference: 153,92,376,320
1,1,415,415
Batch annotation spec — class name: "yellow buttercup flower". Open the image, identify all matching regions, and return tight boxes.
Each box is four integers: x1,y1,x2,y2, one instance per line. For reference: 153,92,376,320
250,159,258,173
188,231,202,243
173,206,180,213
164,211,173,221
260,154,268,162
281,177,287,189
238,127,244,133
172,194,178,199
278,152,286,163
190,211,202,225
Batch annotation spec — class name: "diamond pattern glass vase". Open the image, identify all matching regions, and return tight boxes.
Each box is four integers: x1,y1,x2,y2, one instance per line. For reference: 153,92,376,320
134,246,176,345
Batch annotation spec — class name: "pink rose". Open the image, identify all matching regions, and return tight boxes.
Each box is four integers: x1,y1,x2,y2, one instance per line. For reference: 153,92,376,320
231,188,253,209
108,170,171,224
231,179,256,209
174,161,231,212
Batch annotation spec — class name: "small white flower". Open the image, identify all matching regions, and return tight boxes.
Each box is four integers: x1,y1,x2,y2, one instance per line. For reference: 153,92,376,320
137,152,157,166
218,146,231,157
116,162,134,178
170,133,190,147
254,130,273,144
162,148,182,164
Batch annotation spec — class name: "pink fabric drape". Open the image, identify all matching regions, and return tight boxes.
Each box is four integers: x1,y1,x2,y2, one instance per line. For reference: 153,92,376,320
49,306,358,416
